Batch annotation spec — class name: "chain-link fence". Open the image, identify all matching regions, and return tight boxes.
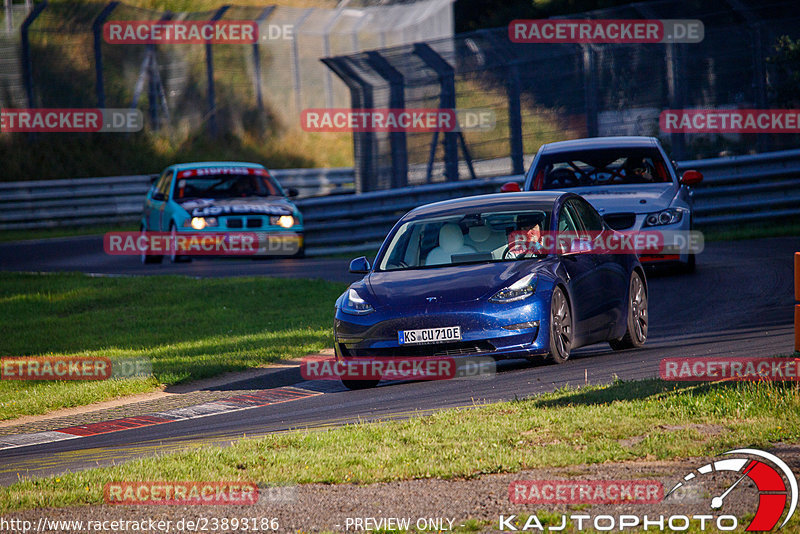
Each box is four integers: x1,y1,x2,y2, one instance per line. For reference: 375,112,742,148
325,0,800,192
0,0,453,137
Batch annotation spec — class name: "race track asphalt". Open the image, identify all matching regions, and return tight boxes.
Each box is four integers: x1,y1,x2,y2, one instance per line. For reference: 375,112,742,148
0,235,797,484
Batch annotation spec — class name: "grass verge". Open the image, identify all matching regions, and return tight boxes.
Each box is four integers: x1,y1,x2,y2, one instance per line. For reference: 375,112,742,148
0,272,347,421
1,378,798,512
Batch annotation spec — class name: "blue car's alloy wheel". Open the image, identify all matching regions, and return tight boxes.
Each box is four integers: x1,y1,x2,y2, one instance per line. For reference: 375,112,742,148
549,286,572,364
609,271,648,350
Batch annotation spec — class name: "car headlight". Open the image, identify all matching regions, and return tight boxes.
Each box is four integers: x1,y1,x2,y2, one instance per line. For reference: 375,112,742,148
340,288,374,315
270,215,295,228
643,208,683,227
184,217,218,230
489,273,537,303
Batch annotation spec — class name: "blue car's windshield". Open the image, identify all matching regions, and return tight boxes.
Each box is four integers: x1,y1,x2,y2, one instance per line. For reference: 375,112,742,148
532,148,671,190
377,210,551,271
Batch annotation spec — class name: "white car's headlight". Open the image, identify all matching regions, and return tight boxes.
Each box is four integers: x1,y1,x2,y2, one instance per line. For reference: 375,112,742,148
489,273,537,303
643,208,683,227
340,288,374,315
185,217,218,230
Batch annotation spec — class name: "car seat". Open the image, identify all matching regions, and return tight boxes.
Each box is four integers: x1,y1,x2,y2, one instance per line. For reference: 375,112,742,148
425,223,477,265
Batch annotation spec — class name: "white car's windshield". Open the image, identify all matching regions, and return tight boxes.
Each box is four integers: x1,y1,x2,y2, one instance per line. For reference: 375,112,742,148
533,148,672,189
377,210,551,271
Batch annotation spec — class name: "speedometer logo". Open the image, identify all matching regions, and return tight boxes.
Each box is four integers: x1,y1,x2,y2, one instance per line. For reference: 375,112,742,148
666,449,798,531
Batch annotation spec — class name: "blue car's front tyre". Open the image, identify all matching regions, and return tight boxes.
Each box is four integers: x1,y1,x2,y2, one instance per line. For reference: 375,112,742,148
549,286,572,364
609,271,648,350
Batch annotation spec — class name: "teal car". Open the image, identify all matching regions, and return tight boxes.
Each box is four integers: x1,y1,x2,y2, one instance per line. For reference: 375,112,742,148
140,162,304,263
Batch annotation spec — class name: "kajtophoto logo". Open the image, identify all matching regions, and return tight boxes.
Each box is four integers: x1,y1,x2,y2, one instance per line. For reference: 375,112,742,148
666,449,798,531
498,449,797,531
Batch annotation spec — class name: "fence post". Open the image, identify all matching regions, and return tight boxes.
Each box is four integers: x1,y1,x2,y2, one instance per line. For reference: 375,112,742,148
366,51,407,189
414,43,458,182
322,57,374,193
666,42,687,160
20,0,47,109
206,5,230,138
582,44,598,138
252,6,275,111
291,9,313,116
92,2,119,108
507,62,524,175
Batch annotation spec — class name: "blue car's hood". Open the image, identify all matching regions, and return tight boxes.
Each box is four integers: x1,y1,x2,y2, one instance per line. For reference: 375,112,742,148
568,183,676,214
175,196,295,217
365,261,544,308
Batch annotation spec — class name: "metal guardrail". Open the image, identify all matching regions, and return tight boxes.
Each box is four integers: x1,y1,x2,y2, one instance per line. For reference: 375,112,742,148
0,168,354,230
0,150,799,254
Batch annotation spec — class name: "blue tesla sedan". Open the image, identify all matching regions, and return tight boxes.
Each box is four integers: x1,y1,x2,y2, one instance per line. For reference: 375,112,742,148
333,192,648,389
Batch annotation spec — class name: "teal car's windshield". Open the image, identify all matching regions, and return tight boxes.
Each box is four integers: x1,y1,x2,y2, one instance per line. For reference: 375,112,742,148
377,210,551,271
174,171,282,200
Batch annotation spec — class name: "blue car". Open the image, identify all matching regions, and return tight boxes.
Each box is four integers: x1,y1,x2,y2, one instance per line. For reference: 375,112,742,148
140,162,304,263
334,192,647,389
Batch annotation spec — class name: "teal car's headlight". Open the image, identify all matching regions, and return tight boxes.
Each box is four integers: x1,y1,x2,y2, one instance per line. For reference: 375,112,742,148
270,215,296,228
183,217,218,230
643,208,683,227
489,274,537,303
340,288,374,315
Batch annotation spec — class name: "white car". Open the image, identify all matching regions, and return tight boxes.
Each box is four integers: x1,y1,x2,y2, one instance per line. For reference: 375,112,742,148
510,136,703,272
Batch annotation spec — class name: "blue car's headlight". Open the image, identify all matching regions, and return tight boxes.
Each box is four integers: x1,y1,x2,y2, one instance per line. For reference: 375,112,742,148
643,208,683,227
270,215,296,228
340,288,374,315
489,274,537,303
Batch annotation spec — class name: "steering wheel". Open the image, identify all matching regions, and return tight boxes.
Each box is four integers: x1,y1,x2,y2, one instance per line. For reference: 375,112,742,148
546,169,580,188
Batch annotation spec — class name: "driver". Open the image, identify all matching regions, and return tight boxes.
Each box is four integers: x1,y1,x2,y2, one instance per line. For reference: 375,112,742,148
505,213,544,259
624,157,655,182
231,178,254,196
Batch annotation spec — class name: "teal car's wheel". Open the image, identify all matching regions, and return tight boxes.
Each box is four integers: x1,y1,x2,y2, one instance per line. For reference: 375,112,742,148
141,225,162,264
169,223,191,263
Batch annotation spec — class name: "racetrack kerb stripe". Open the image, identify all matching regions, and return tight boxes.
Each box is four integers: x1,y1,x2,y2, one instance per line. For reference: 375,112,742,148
0,386,323,449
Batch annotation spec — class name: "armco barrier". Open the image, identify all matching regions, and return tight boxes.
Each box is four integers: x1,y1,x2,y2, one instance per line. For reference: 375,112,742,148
0,168,354,230
0,149,799,255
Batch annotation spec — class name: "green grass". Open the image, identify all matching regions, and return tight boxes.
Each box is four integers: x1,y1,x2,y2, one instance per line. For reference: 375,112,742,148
1,378,798,512
0,272,347,420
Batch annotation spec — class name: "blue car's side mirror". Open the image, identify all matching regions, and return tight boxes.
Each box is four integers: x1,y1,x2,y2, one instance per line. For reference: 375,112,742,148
349,256,371,274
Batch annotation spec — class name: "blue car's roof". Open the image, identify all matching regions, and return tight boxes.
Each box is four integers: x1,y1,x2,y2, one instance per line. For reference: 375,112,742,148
540,136,659,154
169,162,265,172
405,192,567,221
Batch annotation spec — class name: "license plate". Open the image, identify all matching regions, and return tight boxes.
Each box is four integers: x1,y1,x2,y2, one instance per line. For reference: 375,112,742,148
398,326,461,345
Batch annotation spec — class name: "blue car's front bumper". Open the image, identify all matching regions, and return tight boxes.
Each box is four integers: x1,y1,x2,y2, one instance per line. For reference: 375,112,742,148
334,294,553,361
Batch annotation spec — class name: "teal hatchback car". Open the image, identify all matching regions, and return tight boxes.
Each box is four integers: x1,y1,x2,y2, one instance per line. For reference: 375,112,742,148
140,162,304,263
